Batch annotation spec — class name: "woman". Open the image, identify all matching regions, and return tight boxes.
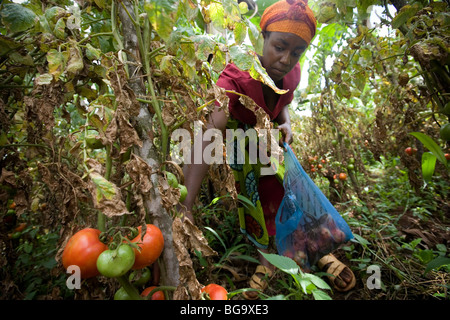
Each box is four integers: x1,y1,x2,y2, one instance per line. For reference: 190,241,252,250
181,0,355,298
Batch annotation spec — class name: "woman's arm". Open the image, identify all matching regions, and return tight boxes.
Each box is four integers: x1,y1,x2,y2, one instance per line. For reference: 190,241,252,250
275,104,293,146
179,105,229,222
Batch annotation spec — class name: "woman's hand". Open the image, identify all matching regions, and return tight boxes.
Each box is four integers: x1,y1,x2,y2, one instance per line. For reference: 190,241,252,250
278,122,293,148
275,105,293,149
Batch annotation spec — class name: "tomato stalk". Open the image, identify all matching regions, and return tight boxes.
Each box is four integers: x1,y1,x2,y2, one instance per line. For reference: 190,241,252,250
117,275,143,300
142,285,176,300
121,0,168,164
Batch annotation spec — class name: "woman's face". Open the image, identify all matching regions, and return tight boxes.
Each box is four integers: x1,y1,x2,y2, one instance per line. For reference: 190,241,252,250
260,31,308,83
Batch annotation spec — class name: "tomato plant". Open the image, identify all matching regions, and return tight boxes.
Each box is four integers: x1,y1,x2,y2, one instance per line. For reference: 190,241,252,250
129,267,151,287
97,244,135,278
141,286,165,300
201,284,228,300
62,228,108,279
131,224,164,270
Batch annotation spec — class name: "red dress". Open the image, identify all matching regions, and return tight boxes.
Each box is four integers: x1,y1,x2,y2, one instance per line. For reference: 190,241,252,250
217,63,301,236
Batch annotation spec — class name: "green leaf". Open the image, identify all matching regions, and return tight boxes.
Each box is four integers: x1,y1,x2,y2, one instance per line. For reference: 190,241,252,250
259,251,299,275
424,256,450,275
204,226,227,251
89,172,117,203
144,1,176,41
302,273,331,290
229,45,253,71
0,35,20,56
409,132,447,167
312,289,332,300
353,71,366,92
295,275,310,294
192,35,216,61
233,21,247,45
160,55,179,76
44,6,66,26
0,3,37,33
53,17,66,40
211,47,227,73
246,19,264,55
65,43,84,75
47,49,65,79
8,51,34,66
86,43,102,61
249,54,288,95
352,234,370,247
209,2,226,30
237,194,256,209
421,152,436,183
391,3,422,30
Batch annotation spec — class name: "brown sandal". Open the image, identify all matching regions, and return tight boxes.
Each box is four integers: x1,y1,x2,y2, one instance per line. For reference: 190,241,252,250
243,265,273,300
318,254,356,292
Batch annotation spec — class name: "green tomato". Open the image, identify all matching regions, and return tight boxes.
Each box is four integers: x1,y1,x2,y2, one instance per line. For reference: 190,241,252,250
442,102,450,116
129,267,151,286
331,140,338,146
178,184,188,203
13,75,23,85
347,164,355,170
114,287,133,300
440,123,450,141
164,171,179,188
97,244,135,278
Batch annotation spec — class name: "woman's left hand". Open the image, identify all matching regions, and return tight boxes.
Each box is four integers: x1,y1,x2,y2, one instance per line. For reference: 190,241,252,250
278,122,293,148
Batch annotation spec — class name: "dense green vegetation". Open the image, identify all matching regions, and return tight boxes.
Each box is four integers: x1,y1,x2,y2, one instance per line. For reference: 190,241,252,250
0,0,448,300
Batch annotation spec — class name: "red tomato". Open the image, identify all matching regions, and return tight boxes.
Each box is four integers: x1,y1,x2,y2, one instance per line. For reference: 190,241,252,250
201,284,228,300
131,224,164,270
338,173,347,181
405,147,417,156
62,228,108,279
141,286,165,300
445,153,450,160
14,222,27,232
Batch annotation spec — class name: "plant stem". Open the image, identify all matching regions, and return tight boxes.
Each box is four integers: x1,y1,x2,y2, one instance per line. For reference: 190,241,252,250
105,144,113,180
143,285,177,300
117,275,143,300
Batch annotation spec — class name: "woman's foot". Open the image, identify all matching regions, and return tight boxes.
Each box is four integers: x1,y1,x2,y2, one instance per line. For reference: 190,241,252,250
243,250,274,300
318,253,356,292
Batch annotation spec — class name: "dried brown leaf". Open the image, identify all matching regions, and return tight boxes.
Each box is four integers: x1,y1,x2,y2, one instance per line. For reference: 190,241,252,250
157,175,181,210
88,172,129,217
117,110,143,154
125,153,153,194
172,217,217,300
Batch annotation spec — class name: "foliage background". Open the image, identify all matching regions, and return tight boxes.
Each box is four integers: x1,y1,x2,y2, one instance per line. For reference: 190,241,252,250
0,0,449,300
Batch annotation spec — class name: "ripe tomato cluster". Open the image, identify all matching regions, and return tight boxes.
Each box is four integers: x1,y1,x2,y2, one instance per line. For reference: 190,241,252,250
62,224,164,286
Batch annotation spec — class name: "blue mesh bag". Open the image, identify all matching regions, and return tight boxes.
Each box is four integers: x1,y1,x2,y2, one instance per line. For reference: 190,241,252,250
275,143,353,271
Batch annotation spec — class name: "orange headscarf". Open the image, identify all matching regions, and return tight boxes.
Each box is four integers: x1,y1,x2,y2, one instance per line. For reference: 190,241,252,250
260,0,317,45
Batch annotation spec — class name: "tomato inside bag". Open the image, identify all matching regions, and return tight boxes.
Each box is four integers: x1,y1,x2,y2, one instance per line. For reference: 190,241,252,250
275,143,353,271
